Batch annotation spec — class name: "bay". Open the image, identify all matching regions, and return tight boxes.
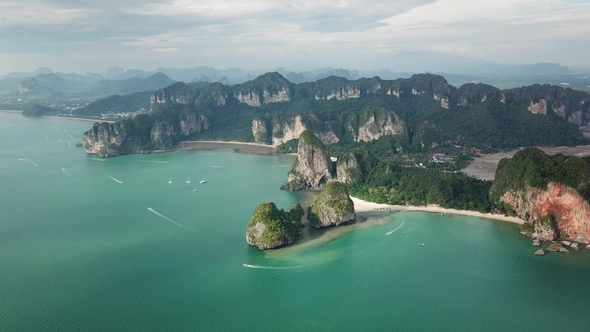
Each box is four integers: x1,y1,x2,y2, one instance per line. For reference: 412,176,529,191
1,112,589,331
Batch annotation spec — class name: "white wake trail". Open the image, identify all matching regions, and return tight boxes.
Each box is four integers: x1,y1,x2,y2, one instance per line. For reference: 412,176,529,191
89,158,105,162
386,220,405,236
242,264,304,270
62,168,79,182
19,158,37,166
138,160,167,164
147,207,194,232
107,175,123,184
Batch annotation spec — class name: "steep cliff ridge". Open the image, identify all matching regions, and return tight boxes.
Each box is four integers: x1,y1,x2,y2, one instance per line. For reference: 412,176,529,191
454,83,505,106
233,72,292,107
84,72,590,158
307,182,356,228
150,82,199,110
491,148,590,242
282,130,334,191
504,84,590,126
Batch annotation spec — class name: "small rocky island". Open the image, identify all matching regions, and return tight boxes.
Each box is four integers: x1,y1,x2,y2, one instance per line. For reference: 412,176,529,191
246,202,304,250
307,182,356,228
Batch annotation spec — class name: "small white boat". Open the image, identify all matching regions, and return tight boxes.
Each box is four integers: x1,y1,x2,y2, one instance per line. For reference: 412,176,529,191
168,178,172,184
186,177,191,184
200,180,207,184
419,243,426,247
192,187,197,192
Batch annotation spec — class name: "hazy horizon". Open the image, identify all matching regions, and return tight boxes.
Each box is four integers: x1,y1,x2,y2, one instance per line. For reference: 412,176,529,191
1,1,589,75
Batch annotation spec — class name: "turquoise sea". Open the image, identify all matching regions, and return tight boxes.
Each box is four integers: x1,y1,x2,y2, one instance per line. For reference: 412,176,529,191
1,112,590,331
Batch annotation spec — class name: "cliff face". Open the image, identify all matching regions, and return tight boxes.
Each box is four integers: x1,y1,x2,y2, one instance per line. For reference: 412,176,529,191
500,183,590,242
336,153,359,184
272,115,306,146
150,82,198,109
234,72,291,107
307,182,356,228
356,108,406,142
83,122,130,157
504,84,590,126
282,131,334,191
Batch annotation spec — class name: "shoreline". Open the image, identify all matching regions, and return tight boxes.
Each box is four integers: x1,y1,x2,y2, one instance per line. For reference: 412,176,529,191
350,196,525,225
179,140,278,155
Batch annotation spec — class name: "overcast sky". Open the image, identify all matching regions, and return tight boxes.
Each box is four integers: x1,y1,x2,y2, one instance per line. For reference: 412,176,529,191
1,0,589,75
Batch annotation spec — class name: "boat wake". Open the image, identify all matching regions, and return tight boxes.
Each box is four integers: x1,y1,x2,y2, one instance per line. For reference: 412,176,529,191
242,264,304,270
19,158,37,167
386,220,405,236
147,207,194,232
107,175,123,184
139,160,167,164
89,158,105,162
62,168,79,182
210,165,225,168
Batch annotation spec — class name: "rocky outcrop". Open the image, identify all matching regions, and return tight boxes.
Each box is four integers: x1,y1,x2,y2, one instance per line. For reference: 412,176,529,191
150,82,197,109
272,115,306,146
336,153,359,184
236,91,261,107
316,86,361,100
307,182,356,228
356,108,406,142
180,113,209,136
534,249,545,256
518,214,559,241
83,122,130,157
547,242,569,254
234,72,291,107
527,99,547,115
282,131,333,191
252,118,269,143
500,183,590,242
245,202,303,250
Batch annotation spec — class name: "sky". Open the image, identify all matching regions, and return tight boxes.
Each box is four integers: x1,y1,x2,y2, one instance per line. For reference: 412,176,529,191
1,0,589,75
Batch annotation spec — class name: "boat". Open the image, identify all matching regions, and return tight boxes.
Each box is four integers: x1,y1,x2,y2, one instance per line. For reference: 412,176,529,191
200,180,207,184
419,243,426,247
168,178,172,184
192,187,197,192
186,177,190,184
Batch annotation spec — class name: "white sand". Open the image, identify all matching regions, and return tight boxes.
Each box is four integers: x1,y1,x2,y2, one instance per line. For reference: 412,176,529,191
351,196,524,225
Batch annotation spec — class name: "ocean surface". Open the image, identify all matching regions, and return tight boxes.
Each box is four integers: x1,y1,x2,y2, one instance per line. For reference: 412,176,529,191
1,112,590,331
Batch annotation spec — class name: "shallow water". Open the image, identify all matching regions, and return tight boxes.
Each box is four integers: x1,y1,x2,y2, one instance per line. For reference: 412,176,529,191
1,113,589,331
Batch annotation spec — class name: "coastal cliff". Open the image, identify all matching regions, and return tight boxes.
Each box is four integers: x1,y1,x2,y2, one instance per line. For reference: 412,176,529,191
307,182,356,228
282,131,334,191
491,148,590,242
82,72,590,158
245,202,303,250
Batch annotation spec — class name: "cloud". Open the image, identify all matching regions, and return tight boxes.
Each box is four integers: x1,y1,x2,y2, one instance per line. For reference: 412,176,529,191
0,0,589,73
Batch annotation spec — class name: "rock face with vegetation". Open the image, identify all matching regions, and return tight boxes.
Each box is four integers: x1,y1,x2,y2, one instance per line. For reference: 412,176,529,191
83,72,590,158
245,202,303,250
491,148,590,242
307,182,356,228
282,131,334,191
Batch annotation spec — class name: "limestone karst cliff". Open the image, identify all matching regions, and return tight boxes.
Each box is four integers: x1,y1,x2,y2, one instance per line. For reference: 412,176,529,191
282,131,334,191
491,148,590,242
307,182,356,228
82,71,590,158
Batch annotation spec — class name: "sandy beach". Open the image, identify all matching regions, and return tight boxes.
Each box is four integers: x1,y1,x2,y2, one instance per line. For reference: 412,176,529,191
179,140,277,155
351,196,525,224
